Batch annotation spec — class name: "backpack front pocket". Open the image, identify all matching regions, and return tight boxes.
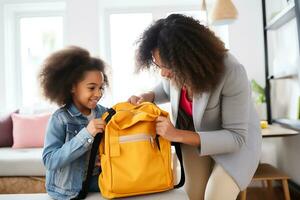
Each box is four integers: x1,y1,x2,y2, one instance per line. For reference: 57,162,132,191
109,133,172,194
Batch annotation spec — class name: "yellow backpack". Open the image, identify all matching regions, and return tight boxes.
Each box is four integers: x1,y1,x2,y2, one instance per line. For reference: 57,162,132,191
98,102,184,199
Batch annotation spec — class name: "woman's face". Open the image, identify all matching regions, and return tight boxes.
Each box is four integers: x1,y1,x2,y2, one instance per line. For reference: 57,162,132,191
152,49,174,79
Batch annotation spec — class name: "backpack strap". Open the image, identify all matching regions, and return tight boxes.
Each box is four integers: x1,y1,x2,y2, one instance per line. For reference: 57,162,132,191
74,108,116,200
172,142,185,188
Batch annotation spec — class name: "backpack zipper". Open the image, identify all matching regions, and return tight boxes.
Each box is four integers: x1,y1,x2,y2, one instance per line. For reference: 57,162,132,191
119,133,155,148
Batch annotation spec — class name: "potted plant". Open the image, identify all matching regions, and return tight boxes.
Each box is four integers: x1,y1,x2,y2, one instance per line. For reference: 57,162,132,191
251,79,266,120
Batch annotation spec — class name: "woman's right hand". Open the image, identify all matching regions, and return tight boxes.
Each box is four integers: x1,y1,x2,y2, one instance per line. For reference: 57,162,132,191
86,118,106,137
128,91,155,105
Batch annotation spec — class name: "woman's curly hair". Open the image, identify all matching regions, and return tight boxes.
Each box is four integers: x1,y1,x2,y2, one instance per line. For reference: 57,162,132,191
39,46,109,106
135,14,227,94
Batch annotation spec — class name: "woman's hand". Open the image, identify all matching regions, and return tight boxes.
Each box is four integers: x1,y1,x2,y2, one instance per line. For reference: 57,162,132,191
155,116,180,142
156,116,201,146
87,118,106,137
128,91,155,105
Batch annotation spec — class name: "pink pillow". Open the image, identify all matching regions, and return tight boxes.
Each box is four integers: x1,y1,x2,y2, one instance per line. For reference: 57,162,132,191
11,113,51,148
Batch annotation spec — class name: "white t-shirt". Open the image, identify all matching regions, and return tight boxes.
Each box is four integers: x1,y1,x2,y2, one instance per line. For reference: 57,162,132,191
86,109,95,121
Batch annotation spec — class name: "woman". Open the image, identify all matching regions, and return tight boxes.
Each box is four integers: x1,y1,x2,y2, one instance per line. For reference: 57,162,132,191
128,14,261,200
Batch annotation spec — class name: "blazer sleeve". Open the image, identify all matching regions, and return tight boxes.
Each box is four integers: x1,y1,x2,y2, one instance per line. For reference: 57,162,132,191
198,62,251,156
153,78,171,104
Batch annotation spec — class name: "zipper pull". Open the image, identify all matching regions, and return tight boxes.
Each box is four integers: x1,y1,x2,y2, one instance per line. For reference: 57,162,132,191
150,136,155,148
155,136,160,151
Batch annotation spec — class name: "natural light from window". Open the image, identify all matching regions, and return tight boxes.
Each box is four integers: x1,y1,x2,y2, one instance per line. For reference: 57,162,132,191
107,10,229,107
109,13,160,104
20,16,63,107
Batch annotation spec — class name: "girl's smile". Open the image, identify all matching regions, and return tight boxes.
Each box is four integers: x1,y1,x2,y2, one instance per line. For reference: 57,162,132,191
72,70,104,115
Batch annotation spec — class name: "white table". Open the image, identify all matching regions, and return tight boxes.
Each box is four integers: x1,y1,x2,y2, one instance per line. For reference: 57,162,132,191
0,189,189,200
261,124,299,137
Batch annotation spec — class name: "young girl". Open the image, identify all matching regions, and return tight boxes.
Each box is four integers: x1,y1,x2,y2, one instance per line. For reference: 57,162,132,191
39,46,108,200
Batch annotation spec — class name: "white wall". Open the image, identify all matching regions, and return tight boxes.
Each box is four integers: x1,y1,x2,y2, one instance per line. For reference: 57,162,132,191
0,2,5,113
228,0,266,87
65,0,100,55
99,0,200,8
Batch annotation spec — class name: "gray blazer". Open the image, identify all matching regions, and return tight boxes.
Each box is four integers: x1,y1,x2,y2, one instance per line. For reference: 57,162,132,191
153,53,262,190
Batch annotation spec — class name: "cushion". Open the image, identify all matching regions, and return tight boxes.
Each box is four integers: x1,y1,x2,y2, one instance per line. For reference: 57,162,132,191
0,110,18,147
0,147,45,176
11,113,51,148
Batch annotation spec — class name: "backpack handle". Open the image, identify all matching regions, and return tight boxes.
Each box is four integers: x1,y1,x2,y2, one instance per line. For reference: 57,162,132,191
111,111,158,130
74,108,116,200
172,142,185,188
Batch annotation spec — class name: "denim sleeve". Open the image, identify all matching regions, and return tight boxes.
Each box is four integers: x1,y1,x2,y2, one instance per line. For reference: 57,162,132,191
42,114,94,170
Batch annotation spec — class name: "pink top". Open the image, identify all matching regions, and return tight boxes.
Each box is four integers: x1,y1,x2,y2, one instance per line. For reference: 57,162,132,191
179,87,193,116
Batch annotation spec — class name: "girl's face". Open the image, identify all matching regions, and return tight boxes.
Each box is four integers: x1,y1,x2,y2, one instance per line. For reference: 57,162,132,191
71,70,104,115
152,49,174,79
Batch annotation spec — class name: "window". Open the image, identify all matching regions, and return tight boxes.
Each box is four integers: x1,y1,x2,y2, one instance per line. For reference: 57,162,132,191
3,2,65,112
20,16,63,107
108,13,159,104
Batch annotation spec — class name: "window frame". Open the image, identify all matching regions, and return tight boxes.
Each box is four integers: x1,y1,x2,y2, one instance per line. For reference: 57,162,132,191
102,6,208,64
3,1,65,111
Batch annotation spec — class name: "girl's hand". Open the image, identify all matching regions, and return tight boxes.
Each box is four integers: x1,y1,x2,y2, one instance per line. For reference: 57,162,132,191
127,95,144,105
128,91,155,105
155,116,180,142
87,118,106,137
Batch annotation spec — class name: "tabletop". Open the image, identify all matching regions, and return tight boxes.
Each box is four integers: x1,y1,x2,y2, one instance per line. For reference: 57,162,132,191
261,123,299,137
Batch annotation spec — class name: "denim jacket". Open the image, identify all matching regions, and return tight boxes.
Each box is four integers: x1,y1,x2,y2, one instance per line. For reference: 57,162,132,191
42,103,107,200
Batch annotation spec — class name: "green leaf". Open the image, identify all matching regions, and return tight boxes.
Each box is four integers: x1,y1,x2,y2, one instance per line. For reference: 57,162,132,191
251,79,266,103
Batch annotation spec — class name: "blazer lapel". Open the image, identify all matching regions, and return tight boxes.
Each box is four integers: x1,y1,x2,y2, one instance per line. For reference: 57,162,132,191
193,92,210,131
170,83,180,124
